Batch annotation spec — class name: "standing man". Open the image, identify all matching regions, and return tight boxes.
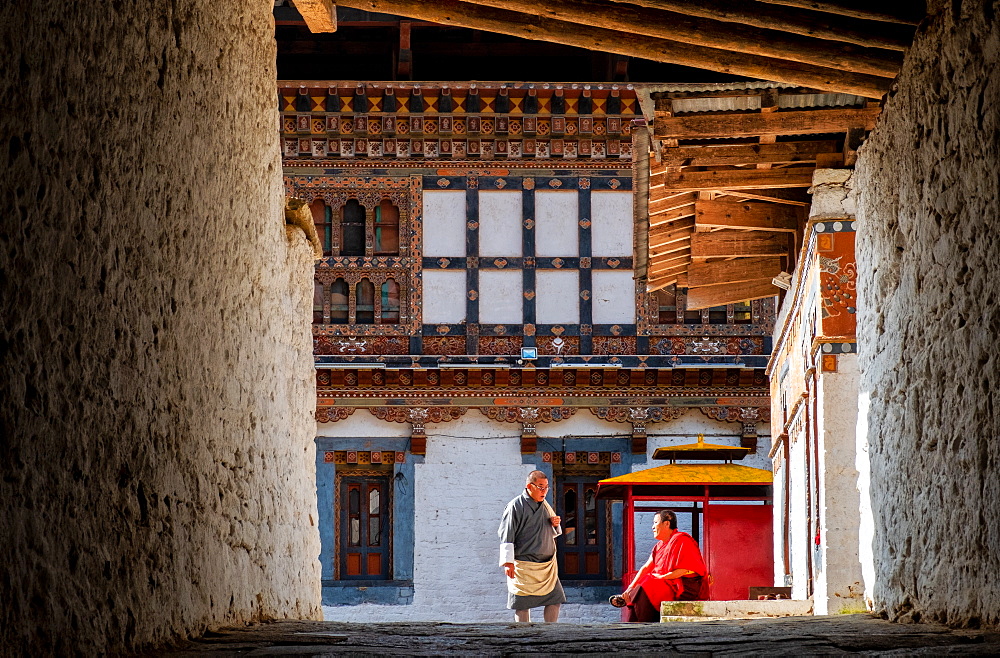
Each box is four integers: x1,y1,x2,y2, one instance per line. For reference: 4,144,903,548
498,470,566,622
617,509,708,622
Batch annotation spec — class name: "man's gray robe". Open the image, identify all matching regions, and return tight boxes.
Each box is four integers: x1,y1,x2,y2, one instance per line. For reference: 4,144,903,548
498,490,567,610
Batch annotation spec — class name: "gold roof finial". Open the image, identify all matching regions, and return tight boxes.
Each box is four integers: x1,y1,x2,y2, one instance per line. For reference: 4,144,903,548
696,433,706,445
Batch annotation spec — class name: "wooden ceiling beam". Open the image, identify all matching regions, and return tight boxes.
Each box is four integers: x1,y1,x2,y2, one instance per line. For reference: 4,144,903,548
648,194,696,212
293,0,338,32
654,106,881,140
458,0,903,77
686,257,784,286
690,230,790,258
752,0,924,25
648,251,692,269
714,190,812,206
685,278,781,310
650,218,696,237
695,200,801,231
335,0,891,98
647,278,679,293
653,168,816,191
661,140,839,167
604,0,913,50
650,232,694,250
649,207,696,227
647,263,690,281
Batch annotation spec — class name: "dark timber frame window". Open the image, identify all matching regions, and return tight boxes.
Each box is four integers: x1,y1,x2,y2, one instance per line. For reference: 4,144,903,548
337,472,391,581
556,475,610,580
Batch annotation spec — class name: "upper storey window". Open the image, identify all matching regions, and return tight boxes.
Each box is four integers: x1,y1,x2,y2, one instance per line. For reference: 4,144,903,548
308,197,402,258
375,200,400,255
342,200,366,256
311,199,334,257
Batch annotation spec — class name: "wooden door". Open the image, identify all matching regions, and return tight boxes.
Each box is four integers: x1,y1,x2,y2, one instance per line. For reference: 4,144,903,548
339,476,390,580
557,478,607,579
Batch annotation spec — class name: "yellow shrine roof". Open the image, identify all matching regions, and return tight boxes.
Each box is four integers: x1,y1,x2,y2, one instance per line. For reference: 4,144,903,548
597,463,773,499
651,434,752,462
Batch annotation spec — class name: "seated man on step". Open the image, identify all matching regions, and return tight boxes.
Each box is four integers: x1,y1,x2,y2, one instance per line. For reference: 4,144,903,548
617,509,708,622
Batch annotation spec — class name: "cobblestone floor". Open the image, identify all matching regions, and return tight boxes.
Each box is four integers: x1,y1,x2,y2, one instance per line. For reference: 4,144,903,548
154,614,1000,656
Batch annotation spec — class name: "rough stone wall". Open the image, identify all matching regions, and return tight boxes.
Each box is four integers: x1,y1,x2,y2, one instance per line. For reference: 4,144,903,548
853,0,999,627
0,1,321,653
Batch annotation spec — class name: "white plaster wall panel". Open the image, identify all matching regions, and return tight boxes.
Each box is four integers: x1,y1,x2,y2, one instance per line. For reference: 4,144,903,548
788,430,809,600
0,1,321,651
535,191,579,256
422,270,467,324
773,462,787,585
478,191,523,257
535,270,580,325
414,425,526,620
591,191,634,256
855,390,876,610
478,270,523,324
316,414,412,438
591,271,636,324
852,2,1000,626
535,413,621,438
422,191,467,257
816,355,865,614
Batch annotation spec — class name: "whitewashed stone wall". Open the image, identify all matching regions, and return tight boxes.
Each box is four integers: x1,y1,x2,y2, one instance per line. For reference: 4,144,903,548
853,0,1000,627
814,355,865,613
0,1,320,653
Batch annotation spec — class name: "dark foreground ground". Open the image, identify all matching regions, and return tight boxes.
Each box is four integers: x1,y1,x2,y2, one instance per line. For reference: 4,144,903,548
153,614,1000,656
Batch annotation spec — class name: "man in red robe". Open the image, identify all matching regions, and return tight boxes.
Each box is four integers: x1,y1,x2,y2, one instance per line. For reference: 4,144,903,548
619,509,708,622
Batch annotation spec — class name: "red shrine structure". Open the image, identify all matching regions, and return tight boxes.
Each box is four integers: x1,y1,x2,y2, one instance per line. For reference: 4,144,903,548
598,435,774,601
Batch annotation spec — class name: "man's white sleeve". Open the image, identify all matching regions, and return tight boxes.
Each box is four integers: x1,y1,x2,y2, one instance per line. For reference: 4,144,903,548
500,542,515,566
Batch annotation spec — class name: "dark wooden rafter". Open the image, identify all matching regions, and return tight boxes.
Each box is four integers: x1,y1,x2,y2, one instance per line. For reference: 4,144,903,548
661,140,839,167
653,168,816,191
751,0,924,25
603,0,916,49
654,107,881,140
334,0,895,97
453,0,904,77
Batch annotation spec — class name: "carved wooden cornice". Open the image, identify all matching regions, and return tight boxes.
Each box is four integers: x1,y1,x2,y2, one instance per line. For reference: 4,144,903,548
478,407,578,423
368,406,468,423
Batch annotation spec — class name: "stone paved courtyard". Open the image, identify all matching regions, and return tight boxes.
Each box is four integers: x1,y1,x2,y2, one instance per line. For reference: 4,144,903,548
154,614,1000,656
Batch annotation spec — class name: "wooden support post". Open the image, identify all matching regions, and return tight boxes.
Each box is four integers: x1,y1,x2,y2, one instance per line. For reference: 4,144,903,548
294,0,337,32
521,423,538,454
397,21,413,80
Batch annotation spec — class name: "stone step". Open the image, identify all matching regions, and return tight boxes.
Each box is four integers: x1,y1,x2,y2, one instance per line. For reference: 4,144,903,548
661,599,814,621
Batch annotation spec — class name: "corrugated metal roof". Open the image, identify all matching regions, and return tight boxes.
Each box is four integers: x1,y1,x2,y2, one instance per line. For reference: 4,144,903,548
664,92,866,115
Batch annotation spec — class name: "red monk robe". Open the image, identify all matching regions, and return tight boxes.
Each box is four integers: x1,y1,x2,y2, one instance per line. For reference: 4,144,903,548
639,530,709,607
622,530,708,622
